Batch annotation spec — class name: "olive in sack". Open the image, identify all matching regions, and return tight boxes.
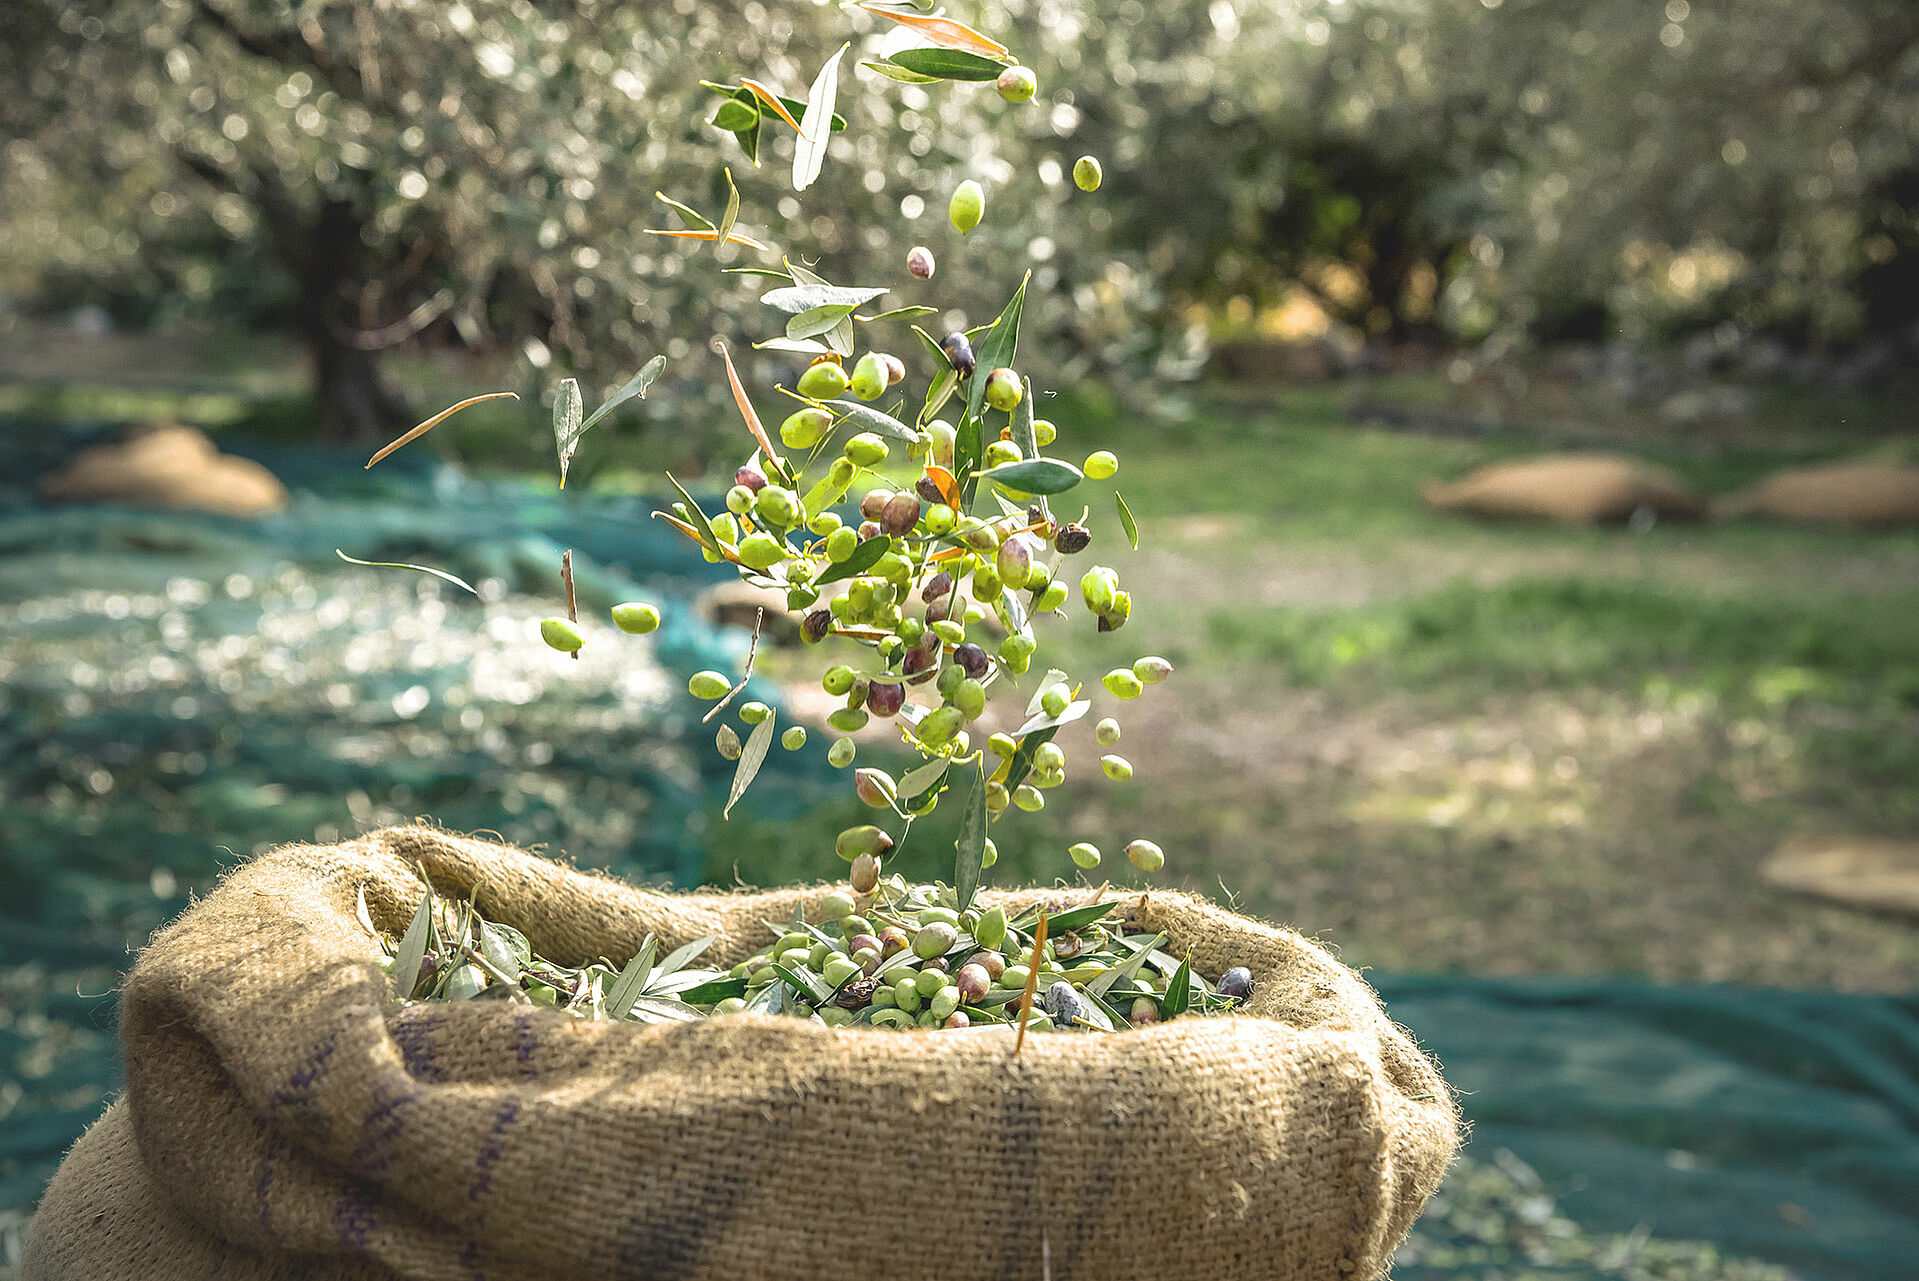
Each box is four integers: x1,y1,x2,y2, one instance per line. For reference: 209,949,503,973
1043,981,1084,1027
940,332,976,378
1218,967,1254,1001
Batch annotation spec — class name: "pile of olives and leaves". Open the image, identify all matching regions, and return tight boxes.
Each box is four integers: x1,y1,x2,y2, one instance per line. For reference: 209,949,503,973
357,2,1252,1035
373,873,1253,1035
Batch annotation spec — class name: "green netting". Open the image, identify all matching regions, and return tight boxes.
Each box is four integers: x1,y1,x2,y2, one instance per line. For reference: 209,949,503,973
1377,976,1919,1280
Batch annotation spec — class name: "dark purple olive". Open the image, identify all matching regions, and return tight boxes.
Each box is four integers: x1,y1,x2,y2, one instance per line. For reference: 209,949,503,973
1218,967,1254,1001
858,520,882,540
802,608,832,644
916,476,945,504
860,489,893,521
902,641,938,684
735,466,767,494
880,492,922,536
954,643,989,679
921,571,953,604
1053,522,1092,554
866,681,905,717
846,933,882,957
940,332,976,379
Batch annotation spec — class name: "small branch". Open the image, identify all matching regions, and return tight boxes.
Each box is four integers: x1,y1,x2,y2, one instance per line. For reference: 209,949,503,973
561,550,579,662
341,288,455,351
701,609,764,723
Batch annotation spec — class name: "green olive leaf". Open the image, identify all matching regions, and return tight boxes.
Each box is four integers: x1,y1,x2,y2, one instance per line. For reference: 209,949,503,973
1001,724,1060,795
787,303,861,341
898,755,952,801
654,934,718,979
604,936,658,1020
861,58,942,84
920,368,957,425
1008,373,1048,520
709,98,758,131
1115,489,1139,550
885,48,1008,81
965,273,1029,427
825,312,856,357
755,336,834,355
551,375,585,486
1163,953,1193,1020
953,761,990,912
653,191,713,231
716,166,741,245
976,457,1084,496
823,398,920,442
812,533,891,586
762,283,892,313
1013,698,1090,737
859,305,939,324
723,714,778,819
1086,932,1163,998
578,355,666,436
389,883,435,1000
659,472,720,554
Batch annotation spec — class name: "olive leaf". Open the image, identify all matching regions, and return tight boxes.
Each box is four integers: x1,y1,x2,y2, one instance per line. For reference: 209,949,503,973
478,920,525,984
762,283,891,313
553,357,666,488
802,461,858,519
755,336,834,355
1085,932,1163,998
1115,489,1139,550
794,43,847,192
813,534,891,585
389,883,435,1000
334,550,479,597
976,457,1084,496
955,412,986,510
921,368,957,425
1012,900,1123,936
656,935,718,978
1008,374,1049,520
964,273,1029,428
787,303,861,341
859,305,939,324
1001,724,1061,794
716,166,741,245
604,936,659,1020
661,472,720,554
861,58,942,84
654,191,713,231
1163,953,1193,1020
723,714,778,819
823,399,920,442
885,48,1007,81
709,98,759,131
898,755,952,801
1014,698,1089,737
953,762,990,912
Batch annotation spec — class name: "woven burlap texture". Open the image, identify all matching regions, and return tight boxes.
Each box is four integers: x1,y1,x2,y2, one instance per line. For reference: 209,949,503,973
25,825,1458,1281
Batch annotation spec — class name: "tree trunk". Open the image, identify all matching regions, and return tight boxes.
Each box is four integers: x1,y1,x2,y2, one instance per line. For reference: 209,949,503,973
295,194,412,443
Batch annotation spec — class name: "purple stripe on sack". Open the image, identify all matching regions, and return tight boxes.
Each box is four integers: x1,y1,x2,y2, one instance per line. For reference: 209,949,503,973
334,1177,378,1250
458,1240,487,1280
468,1098,523,1203
513,1009,540,1081
349,1078,422,1181
393,1007,443,1082
269,1037,337,1111
255,1133,286,1231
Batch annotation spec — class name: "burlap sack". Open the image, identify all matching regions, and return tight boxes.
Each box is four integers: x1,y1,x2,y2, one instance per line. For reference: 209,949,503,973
26,825,1457,1281
1421,453,1703,524
38,423,289,517
1710,462,1919,527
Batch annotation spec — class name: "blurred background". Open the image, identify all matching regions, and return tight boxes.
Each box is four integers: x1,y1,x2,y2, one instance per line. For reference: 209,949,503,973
2,0,1916,1277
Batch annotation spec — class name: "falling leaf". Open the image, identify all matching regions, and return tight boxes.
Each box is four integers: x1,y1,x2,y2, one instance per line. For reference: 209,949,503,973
794,44,847,192
334,550,479,596
740,78,805,132
364,391,518,469
716,167,741,245
725,716,778,818
711,338,784,469
642,228,772,251
857,4,1010,59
